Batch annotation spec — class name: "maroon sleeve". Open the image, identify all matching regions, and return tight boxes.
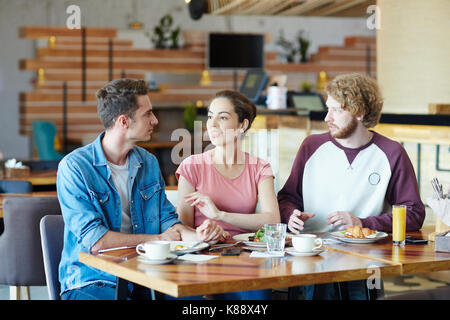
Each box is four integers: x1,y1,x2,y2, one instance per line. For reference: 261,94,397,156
361,136,425,232
277,133,329,224
277,148,304,224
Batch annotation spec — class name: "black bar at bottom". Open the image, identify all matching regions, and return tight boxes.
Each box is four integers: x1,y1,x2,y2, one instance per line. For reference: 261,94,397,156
287,286,299,299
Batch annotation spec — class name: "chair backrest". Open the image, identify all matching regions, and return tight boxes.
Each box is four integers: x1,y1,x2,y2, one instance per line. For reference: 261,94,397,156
0,197,61,287
0,180,33,193
22,160,60,171
32,121,64,161
245,129,280,191
165,189,178,207
40,215,64,300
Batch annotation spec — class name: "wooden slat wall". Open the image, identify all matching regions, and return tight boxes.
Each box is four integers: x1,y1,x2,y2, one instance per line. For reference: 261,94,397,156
19,26,117,38
19,26,375,143
208,0,376,17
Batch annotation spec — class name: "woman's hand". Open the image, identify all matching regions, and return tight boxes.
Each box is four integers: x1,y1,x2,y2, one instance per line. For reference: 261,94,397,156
184,192,222,220
196,219,229,244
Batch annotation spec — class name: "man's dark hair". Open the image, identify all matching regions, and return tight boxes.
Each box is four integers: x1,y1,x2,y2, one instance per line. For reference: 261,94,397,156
96,79,149,129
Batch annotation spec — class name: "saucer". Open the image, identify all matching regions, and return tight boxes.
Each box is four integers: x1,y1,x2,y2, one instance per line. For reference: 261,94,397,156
137,253,177,265
285,247,327,257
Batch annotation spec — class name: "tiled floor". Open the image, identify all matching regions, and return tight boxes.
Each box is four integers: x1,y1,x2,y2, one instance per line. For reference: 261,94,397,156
1,273,448,300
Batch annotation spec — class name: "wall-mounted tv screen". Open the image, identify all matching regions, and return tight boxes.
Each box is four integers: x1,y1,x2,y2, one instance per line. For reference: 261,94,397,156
208,33,264,69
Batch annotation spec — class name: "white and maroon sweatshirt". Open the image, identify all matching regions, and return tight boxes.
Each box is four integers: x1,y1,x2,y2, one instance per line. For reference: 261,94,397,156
278,132,425,232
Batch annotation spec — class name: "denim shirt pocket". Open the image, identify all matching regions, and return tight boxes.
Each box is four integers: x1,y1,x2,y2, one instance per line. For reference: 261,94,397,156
88,189,110,207
139,182,162,221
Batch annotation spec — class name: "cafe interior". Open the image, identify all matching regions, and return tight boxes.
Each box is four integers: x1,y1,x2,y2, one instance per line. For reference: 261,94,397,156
0,0,449,301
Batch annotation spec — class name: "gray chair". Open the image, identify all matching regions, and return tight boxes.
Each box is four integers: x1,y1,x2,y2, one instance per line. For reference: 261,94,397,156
40,215,64,300
0,196,61,299
0,180,33,235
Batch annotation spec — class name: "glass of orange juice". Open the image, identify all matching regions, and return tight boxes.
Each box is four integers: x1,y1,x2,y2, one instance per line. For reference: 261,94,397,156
392,205,407,246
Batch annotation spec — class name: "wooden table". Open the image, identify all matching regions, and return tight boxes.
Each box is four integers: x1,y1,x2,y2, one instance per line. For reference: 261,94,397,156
79,246,399,299
79,226,450,299
4,170,57,186
322,226,450,275
0,191,57,218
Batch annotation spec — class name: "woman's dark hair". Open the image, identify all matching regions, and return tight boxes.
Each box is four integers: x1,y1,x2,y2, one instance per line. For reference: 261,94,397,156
96,79,149,129
213,90,257,132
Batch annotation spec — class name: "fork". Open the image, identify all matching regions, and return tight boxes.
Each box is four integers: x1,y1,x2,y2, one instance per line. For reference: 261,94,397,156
208,241,243,251
191,241,203,249
431,177,444,199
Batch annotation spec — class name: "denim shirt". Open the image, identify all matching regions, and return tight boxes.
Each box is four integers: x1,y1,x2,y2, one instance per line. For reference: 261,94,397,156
57,132,180,295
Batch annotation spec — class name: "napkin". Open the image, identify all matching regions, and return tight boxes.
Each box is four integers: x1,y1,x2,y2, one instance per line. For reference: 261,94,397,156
249,251,285,258
427,197,450,226
177,254,219,262
5,158,26,168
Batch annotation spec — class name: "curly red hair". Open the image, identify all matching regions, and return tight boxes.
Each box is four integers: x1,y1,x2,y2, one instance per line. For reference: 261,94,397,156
325,73,383,128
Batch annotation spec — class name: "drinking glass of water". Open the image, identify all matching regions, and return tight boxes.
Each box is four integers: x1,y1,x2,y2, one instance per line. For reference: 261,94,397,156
264,223,287,255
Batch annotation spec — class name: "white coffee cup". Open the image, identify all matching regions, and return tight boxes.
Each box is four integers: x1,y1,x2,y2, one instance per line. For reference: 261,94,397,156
292,234,323,253
136,241,170,260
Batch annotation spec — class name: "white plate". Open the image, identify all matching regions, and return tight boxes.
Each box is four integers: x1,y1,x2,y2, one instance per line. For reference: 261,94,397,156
137,253,177,265
285,247,327,256
232,233,295,247
169,241,209,255
329,231,388,244
232,233,267,247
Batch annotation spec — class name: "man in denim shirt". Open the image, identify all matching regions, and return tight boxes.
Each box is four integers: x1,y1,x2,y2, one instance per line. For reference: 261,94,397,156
58,79,226,300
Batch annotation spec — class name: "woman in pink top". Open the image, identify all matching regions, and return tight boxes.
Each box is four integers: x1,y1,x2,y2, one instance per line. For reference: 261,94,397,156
176,90,280,236
176,90,280,300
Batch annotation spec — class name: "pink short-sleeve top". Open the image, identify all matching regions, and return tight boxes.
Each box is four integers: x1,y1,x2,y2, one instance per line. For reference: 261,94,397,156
176,150,274,236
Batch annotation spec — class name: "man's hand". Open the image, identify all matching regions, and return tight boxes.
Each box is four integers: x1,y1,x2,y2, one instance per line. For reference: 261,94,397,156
327,211,362,231
158,226,182,241
196,219,229,244
288,209,315,234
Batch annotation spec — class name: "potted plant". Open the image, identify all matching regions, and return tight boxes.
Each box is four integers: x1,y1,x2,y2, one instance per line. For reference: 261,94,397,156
301,81,314,92
276,30,297,63
182,102,197,132
297,30,310,63
169,26,181,49
150,14,181,49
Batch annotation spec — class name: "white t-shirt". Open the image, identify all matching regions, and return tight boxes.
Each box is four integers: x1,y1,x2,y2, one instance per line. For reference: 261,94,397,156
107,159,132,233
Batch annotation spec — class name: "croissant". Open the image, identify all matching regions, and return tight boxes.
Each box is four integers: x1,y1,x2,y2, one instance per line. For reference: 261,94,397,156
362,227,376,237
345,226,376,239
